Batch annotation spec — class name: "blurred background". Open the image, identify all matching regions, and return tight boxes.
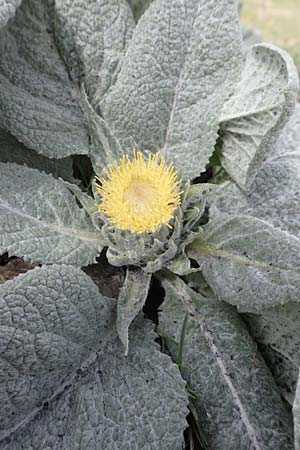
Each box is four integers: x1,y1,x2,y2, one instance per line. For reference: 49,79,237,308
241,0,300,67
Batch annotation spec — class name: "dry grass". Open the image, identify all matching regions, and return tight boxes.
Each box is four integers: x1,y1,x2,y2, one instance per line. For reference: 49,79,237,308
241,0,300,67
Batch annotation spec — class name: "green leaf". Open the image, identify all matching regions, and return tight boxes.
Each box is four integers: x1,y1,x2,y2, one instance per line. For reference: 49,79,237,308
0,0,89,158
220,44,299,191
0,265,115,442
117,267,152,355
63,179,100,230
0,0,21,27
188,215,300,311
244,303,300,405
0,129,74,181
81,86,123,172
54,0,134,104
294,376,300,450
158,275,294,450
210,104,300,239
242,24,261,51
100,0,242,180
0,266,188,449
0,163,103,265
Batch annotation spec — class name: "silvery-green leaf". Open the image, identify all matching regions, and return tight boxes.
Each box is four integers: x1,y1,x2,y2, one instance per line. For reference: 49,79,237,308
242,24,261,51
127,0,153,20
158,275,294,450
0,266,188,449
211,104,300,239
244,304,300,404
81,86,123,172
188,215,300,311
0,0,21,27
117,267,152,355
294,376,300,450
0,264,115,441
63,180,100,230
0,129,74,181
0,162,103,265
100,0,242,180
220,44,299,191
0,0,89,158
54,0,134,104
183,272,299,404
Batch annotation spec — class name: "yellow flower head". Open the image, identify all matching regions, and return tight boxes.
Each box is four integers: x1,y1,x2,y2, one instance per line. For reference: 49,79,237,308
96,151,181,234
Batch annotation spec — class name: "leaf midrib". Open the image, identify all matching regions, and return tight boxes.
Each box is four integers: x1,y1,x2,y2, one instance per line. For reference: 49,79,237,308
188,239,300,273
0,326,116,443
0,200,102,244
171,281,264,450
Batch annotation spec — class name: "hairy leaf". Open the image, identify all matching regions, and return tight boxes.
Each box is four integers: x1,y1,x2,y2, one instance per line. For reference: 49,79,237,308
100,0,242,180
188,215,300,311
0,266,188,449
0,0,21,27
81,86,123,172
0,163,103,265
0,129,74,181
158,275,294,450
242,24,261,51
210,104,300,239
244,304,300,404
0,0,89,158
117,267,152,355
0,265,115,441
55,0,134,104
220,44,299,190
294,376,300,450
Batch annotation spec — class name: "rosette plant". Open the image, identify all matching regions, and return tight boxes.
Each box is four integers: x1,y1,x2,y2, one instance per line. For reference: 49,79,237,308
0,0,300,449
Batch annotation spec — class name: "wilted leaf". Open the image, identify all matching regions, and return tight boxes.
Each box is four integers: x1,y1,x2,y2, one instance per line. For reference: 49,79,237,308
220,44,299,190
158,275,294,450
0,265,188,450
0,0,89,158
100,0,242,180
188,215,300,310
0,163,103,265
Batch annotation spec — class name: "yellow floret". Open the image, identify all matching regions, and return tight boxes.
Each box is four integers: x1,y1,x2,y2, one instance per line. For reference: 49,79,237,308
96,151,181,234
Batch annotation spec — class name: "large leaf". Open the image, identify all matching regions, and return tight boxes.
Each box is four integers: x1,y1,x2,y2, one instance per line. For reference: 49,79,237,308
244,303,300,404
211,104,300,239
0,0,21,27
54,0,134,104
188,215,300,311
100,0,242,180
0,162,103,265
0,265,188,449
0,129,74,181
158,275,294,450
220,44,299,190
0,0,89,158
